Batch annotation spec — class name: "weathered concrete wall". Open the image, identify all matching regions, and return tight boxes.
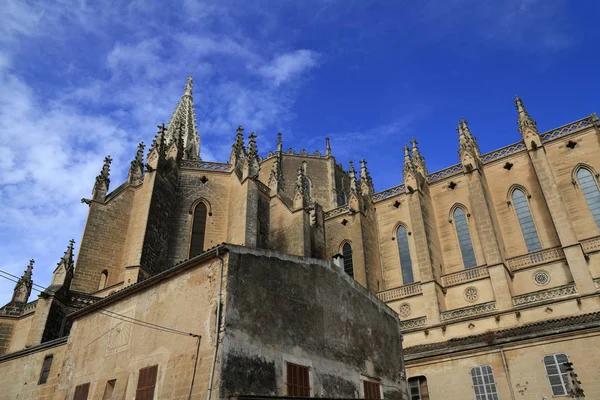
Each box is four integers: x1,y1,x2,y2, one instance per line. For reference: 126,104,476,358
220,247,407,399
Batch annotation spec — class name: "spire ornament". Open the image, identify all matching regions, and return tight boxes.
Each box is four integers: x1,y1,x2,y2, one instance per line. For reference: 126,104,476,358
457,118,481,172
128,142,145,185
294,164,309,209
411,138,428,175
164,76,201,160
10,260,34,304
245,132,260,179
92,155,112,201
269,132,284,192
230,125,246,166
325,137,332,157
515,96,542,151
360,159,374,196
348,161,358,194
51,240,75,288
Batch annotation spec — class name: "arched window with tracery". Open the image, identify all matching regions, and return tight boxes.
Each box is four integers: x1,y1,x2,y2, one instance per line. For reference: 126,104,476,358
342,242,354,278
512,188,541,252
453,207,477,268
190,201,208,258
576,167,600,229
396,225,414,284
99,270,108,290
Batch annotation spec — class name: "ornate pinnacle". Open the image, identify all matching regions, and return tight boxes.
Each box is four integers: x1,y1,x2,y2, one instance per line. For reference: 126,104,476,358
164,77,200,160
403,145,411,163
515,96,538,135
411,138,427,175
184,76,193,97
128,142,145,184
277,132,283,153
348,161,358,192
296,165,306,193
247,132,258,157
23,259,34,281
230,125,246,166
93,155,112,197
246,132,260,179
360,159,370,181
325,137,331,156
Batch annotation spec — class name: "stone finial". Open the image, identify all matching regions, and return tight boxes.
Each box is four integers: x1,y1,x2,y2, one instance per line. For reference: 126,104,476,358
128,142,145,185
230,125,246,166
52,239,75,288
296,165,306,194
277,132,283,153
515,96,539,140
184,75,193,97
325,137,332,157
294,164,310,209
348,161,358,193
23,259,34,281
360,159,374,196
410,138,428,175
269,134,284,192
246,132,260,179
11,260,34,304
457,118,481,172
92,155,112,201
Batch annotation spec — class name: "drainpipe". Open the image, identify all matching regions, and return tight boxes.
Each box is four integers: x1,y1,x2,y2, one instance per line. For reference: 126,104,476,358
206,246,225,400
500,348,516,400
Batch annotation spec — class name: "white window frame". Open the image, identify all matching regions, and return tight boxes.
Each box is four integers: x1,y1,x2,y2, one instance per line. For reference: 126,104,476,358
543,353,569,397
470,365,499,400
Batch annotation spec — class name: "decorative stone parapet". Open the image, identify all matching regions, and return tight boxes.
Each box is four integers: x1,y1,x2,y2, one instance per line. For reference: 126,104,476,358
376,283,422,303
481,142,526,164
442,266,489,287
507,247,565,271
440,302,496,322
373,184,406,202
540,115,596,142
323,205,349,220
22,300,38,314
399,316,427,330
512,284,577,306
427,164,463,183
180,160,232,171
581,235,600,254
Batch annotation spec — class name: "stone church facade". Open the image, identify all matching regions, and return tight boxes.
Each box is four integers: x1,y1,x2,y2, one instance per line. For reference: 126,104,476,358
2,76,600,399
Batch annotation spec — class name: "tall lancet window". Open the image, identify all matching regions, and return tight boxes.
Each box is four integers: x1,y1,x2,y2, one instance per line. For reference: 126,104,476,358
396,225,414,284
577,168,600,229
190,202,208,258
342,243,354,278
454,207,477,268
512,189,541,252
303,176,311,200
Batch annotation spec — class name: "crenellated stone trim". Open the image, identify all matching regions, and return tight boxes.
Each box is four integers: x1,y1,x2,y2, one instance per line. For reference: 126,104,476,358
512,284,577,306
441,302,496,322
399,316,427,330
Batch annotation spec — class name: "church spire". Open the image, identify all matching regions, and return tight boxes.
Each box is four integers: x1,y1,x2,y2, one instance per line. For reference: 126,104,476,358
92,155,112,201
515,96,538,136
164,76,200,160
411,138,427,175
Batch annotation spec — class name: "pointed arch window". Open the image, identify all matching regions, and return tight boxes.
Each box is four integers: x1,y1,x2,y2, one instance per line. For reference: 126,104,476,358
342,243,354,278
396,225,414,284
453,207,477,268
303,176,311,199
577,168,600,229
190,202,208,258
99,270,108,290
512,189,541,252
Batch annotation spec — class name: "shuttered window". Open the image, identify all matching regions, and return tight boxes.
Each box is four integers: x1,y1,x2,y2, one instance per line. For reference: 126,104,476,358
471,365,499,400
342,243,354,278
544,353,569,396
136,365,158,400
577,168,600,229
454,208,477,268
38,355,53,385
397,225,414,284
74,383,90,400
512,189,541,252
190,202,207,258
363,380,381,399
286,362,310,397
408,376,430,400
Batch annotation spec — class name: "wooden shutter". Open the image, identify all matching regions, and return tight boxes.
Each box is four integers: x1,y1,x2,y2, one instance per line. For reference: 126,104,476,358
286,362,310,397
190,202,208,257
136,365,158,400
74,383,90,400
363,380,381,399
38,355,53,384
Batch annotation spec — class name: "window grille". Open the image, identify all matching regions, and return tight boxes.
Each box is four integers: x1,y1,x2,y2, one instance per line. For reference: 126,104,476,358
577,168,600,229
38,355,53,385
470,365,499,400
286,362,310,397
190,202,208,257
342,243,354,278
454,208,477,268
512,189,541,252
543,353,569,396
408,376,430,400
363,380,381,399
74,383,90,400
136,365,158,400
397,225,414,284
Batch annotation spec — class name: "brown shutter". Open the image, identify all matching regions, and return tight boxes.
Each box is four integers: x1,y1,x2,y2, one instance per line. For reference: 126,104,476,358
136,365,158,400
363,380,381,399
74,383,90,400
286,362,310,397
190,202,208,257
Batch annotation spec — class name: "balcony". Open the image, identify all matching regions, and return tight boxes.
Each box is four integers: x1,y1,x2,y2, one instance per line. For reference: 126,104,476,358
506,247,565,271
376,282,422,303
441,265,489,286
581,235,600,254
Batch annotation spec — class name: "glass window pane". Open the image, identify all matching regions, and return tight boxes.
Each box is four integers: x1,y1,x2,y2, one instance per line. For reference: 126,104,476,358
454,208,477,268
343,243,354,278
512,189,541,252
577,169,600,228
397,225,414,284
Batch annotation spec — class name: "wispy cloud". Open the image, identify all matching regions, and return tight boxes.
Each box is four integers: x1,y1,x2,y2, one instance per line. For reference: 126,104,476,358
258,50,320,86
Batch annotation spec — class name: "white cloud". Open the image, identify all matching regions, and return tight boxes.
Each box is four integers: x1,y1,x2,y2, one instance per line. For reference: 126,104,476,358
258,50,320,85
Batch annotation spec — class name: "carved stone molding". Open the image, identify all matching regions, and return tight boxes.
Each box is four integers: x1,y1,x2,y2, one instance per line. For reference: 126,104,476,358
512,284,577,306
376,283,423,303
324,205,350,220
399,316,427,330
441,302,497,322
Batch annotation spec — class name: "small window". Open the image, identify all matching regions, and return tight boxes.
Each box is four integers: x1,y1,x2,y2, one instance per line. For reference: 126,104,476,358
74,383,90,400
577,168,600,229
408,376,430,400
190,202,208,258
470,366,499,400
38,355,53,385
363,380,381,399
103,379,116,399
338,191,347,206
512,189,541,252
99,270,108,290
342,242,354,278
453,207,477,268
397,225,414,284
544,353,569,396
286,362,310,397
303,176,311,199
136,365,158,400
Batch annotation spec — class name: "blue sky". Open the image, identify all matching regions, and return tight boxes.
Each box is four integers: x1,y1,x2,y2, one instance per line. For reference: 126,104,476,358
1,0,599,304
